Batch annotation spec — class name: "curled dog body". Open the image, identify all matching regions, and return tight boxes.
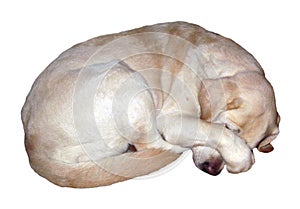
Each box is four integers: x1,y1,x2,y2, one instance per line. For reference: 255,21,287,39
22,22,280,187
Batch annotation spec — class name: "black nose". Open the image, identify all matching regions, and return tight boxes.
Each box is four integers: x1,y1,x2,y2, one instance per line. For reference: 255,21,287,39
197,159,224,176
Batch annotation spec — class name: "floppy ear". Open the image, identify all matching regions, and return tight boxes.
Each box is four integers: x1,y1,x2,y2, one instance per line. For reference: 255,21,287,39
276,114,281,126
198,76,241,121
258,143,274,153
257,133,278,153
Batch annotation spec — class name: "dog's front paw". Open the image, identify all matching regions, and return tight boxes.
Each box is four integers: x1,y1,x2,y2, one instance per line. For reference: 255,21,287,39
225,147,254,174
219,130,255,173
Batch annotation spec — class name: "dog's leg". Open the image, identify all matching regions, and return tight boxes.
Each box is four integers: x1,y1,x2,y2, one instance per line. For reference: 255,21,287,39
157,114,254,173
91,60,187,155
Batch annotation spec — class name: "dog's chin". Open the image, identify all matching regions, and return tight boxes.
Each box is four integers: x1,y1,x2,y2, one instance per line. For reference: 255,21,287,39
192,146,225,176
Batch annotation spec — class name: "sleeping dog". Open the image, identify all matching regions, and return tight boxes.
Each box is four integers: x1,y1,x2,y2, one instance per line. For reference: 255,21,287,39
22,22,280,187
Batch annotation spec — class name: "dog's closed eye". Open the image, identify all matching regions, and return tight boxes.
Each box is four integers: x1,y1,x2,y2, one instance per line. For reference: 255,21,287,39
224,122,241,135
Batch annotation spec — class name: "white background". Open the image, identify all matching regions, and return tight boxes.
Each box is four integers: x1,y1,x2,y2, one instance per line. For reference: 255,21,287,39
1,0,299,208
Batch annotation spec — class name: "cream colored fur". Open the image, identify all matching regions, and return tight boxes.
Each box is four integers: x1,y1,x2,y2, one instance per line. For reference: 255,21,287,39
22,22,279,187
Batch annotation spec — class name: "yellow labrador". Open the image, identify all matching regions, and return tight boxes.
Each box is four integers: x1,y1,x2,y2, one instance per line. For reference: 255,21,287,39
22,22,280,187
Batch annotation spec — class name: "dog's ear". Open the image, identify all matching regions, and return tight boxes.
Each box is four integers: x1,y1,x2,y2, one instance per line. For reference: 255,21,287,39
258,143,274,153
198,76,241,121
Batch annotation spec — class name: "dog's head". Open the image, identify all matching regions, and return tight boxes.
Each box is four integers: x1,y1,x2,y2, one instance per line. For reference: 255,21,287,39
196,72,280,175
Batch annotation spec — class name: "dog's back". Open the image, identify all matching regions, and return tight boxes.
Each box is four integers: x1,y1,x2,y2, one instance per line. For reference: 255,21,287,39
22,23,196,187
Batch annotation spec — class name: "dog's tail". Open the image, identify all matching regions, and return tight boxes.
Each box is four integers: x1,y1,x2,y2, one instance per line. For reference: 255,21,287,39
26,138,181,188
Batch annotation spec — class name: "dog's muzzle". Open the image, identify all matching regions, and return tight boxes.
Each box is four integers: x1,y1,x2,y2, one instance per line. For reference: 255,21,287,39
192,146,225,176
195,157,224,176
